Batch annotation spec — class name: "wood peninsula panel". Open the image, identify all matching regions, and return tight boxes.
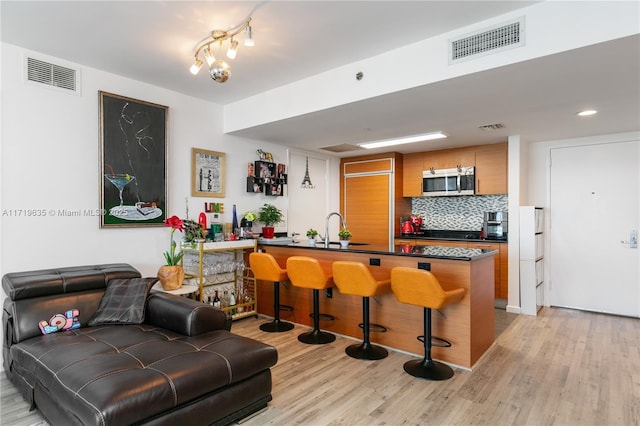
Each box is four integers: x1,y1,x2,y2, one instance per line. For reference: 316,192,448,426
256,245,495,368
499,243,509,299
406,238,508,300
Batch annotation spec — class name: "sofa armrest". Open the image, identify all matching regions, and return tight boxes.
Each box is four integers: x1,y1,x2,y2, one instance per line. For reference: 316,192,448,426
145,293,230,336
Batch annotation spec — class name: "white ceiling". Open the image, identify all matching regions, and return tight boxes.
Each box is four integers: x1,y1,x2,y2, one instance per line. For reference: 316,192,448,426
2,1,639,156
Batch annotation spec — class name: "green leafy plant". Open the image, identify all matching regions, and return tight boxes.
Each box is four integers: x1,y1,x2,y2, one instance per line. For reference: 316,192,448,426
306,228,318,238
338,228,352,240
183,219,207,243
257,203,284,227
163,215,184,266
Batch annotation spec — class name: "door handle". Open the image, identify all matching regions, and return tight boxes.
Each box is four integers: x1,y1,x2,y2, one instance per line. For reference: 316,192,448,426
621,229,638,248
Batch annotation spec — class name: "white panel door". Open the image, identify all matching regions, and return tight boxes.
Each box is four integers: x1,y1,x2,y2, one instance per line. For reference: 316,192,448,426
549,140,639,317
287,151,330,240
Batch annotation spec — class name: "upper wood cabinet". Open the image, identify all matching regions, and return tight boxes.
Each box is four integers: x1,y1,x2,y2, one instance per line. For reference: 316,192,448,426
475,143,508,195
423,147,475,171
401,142,508,197
402,153,423,197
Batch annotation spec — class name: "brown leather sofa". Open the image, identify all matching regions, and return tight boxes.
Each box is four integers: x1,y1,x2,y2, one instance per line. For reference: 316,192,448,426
2,264,278,426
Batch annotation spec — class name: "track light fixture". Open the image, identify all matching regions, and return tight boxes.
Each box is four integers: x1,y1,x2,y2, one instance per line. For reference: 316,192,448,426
189,18,254,83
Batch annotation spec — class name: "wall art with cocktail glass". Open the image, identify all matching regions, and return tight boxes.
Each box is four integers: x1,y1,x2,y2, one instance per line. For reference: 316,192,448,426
99,91,168,228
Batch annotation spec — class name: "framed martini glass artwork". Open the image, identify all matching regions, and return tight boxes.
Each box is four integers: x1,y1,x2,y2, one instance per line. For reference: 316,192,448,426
99,91,168,227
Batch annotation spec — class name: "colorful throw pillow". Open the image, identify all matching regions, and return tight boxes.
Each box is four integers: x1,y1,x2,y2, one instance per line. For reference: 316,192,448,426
39,309,81,335
88,277,158,326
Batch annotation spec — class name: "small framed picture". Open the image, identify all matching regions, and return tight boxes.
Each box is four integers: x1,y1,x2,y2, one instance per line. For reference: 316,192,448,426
255,161,275,180
192,148,225,197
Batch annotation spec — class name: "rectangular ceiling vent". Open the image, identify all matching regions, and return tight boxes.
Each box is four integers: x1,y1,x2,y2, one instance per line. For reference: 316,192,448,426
24,55,80,94
450,17,524,64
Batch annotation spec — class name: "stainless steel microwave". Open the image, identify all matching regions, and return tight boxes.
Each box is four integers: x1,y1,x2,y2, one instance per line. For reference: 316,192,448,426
422,166,475,196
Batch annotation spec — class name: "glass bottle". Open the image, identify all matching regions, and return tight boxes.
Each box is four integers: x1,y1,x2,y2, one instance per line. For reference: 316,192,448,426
232,204,239,235
229,291,237,315
213,290,221,309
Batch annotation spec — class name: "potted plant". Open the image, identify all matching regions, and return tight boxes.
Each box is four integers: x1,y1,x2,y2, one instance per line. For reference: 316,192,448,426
338,228,352,248
306,228,318,245
183,219,207,244
258,203,284,239
158,215,186,290
243,211,257,227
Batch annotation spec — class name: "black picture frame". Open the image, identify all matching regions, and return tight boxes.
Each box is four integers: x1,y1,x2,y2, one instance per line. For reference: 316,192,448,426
99,91,168,228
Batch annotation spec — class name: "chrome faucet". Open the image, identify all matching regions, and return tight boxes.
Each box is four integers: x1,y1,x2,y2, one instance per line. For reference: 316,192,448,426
323,212,347,247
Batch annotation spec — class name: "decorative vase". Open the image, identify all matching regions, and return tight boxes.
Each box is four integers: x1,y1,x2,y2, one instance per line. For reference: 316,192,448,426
340,240,350,249
308,238,316,245
262,226,275,239
157,265,184,291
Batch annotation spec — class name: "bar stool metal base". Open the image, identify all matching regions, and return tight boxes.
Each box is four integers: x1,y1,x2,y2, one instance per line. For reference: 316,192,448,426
259,320,294,333
298,329,336,345
345,342,388,360
403,358,454,380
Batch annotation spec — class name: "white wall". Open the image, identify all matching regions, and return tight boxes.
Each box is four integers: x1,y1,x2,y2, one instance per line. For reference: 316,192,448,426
0,43,341,351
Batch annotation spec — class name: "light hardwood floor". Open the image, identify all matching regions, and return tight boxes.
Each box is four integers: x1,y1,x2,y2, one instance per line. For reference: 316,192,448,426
1,308,638,426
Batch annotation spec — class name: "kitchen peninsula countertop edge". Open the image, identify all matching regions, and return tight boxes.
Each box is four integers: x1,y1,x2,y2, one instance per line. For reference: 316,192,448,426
258,241,497,261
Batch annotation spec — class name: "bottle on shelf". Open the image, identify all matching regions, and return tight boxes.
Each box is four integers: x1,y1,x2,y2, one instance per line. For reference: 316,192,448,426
213,290,221,309
229,291,237,315
232,204,239,235
222,290,229,308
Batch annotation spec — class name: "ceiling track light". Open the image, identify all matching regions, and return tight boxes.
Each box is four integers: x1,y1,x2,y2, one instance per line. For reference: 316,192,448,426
189,18,254,83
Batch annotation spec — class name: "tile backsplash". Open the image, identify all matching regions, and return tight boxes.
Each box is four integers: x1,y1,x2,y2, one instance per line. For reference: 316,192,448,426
411,195,508,230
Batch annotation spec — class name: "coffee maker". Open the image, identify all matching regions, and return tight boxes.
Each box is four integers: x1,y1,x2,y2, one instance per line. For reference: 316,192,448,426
483,211,508,240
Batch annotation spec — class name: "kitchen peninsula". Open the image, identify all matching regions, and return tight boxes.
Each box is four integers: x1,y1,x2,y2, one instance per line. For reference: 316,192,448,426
255,242,496,369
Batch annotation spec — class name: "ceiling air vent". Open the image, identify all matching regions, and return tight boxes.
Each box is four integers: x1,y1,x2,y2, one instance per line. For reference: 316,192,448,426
24,56,80,94
450,17,524,64
478,123,505,131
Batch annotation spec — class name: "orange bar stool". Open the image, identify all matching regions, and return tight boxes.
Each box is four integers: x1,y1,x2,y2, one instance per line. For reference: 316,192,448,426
332,261,391,360
390,267,465,380
249,252,294,333
286,256,336,345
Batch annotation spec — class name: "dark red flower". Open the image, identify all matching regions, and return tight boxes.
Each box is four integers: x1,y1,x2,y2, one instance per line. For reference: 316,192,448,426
164,215,184,232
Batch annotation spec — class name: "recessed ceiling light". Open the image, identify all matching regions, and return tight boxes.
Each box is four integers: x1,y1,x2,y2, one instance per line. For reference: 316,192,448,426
577,109,598,116
358,131,447,149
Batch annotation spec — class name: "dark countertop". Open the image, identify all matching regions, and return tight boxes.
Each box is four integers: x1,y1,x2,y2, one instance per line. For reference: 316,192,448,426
396,229,508,243
258,240,497,261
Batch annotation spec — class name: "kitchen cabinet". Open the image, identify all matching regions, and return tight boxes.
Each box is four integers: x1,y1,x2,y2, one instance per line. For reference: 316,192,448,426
475,143,508,194
467,241,506,299
520,206,544,315
400,142,507,198
341,153,411,249
402,152,424,197
423,147,475,171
